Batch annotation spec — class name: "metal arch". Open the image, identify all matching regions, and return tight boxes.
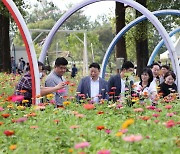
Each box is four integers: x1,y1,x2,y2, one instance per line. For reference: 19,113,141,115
148,27,180,65
40,0,180,92
101,9,180,78
2,0,40,104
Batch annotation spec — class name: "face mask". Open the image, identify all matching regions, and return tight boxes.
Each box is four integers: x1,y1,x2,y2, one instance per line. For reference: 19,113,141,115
39,72,43,79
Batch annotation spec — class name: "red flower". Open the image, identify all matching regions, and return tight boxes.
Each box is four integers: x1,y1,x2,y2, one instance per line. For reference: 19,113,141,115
165,120,176,128
4,130,15,136
97,111,104,115
108,92,115,95
54,119,60,124
83,104,95,110
96,126,105,130
1,113,10,118
65,81,70,85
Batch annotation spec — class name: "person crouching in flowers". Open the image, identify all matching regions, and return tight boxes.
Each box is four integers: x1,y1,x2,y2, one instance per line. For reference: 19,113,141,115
76,62,109,103
158,71,177,97
134,68,157,102
15,61,66,106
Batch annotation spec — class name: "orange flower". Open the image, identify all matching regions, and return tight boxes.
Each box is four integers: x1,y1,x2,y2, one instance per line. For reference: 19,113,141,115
9,144,17,150
19,90,27,93
30,125,39,129
97,111,104,115
4,130,15,136
121,119,134,129
1,113,10,118
83,104,95,110
27,112,37,117
140,116,151,121
96,125,105,130
0,121,4,125
54,119,60,124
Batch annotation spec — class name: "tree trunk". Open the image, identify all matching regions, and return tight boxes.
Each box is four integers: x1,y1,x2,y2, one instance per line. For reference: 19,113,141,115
0,13,11,72
115,2,127,60
135,0,148,76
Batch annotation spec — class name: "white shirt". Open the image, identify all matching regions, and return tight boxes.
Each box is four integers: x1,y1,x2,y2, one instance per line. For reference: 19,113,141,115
134,80,157,96
90,78,99,103
121,79,125,94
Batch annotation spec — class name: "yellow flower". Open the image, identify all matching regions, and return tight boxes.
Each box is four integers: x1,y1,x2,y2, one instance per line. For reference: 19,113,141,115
116,132,123,137
7,104,14,109
16,106,26,110
46,94,54,99
68,148,73,153
22,100,29,103
121,119,134,129
9,144,17,150
63,101,71,106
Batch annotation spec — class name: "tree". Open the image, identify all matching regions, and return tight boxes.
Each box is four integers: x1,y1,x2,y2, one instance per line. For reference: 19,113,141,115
115,2,127,61
0,0,26,72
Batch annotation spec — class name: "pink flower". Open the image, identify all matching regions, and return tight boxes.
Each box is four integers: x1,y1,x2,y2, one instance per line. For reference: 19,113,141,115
154,120,160,123
70,125,80,129
120,129,128,134
74,141,90,149
146,106,156,110
152,114,160,118
155,108,162,112
11,95,24,102
104,129,111,134
165,105,172,109
165,120,176,128
57,88,66,93
116,104,123,109
0,107,4,111
75,114,85,118
15,117,27,123
123,135,143,142
166,113,174,117
98,150,111,154
134,108,144,112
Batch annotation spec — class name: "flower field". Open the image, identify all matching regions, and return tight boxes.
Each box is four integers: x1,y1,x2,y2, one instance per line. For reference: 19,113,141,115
0,73,180,153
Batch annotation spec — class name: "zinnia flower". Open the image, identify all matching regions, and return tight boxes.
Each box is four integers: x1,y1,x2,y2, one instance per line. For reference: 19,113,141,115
83,104,95,110
11,95,24,102
165,105,172,109
166,113,174,117
116,132,123,137
15,117,27,123
9,144,17,150
97,150,111,154
4,130,15,136
96,126,105,130
123,135,143,142
57,88,66,93
152,114,160,118
0,107,4,111
74,141,90,149
165,120,176,128
133,108,144,112
121,119,134,129
1,113,10,118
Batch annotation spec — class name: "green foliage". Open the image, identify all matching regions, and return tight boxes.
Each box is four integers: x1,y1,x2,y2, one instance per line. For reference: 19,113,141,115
0,73,180,153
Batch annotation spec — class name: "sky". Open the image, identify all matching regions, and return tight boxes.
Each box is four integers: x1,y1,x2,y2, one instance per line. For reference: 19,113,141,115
25,0,115,21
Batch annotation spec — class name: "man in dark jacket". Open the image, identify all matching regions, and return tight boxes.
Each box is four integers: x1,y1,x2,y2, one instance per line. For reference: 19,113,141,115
108,61,134,101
